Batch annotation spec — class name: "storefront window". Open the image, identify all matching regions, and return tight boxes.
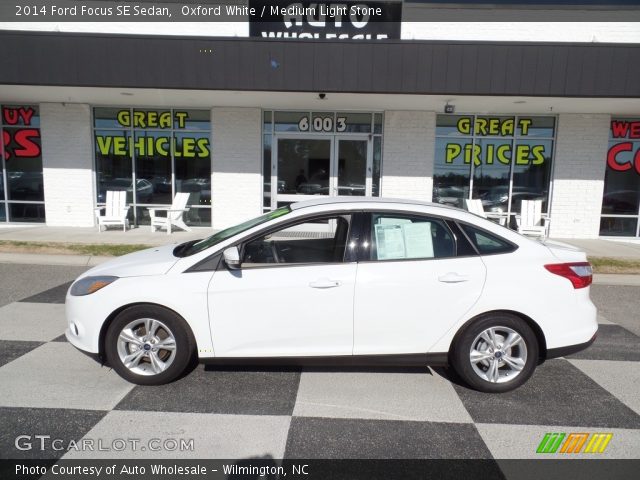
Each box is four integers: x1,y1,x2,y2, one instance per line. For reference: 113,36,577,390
93,108,211,227
600,118,640,237
0,104,45,223
433,137,471,207
433,115,555,226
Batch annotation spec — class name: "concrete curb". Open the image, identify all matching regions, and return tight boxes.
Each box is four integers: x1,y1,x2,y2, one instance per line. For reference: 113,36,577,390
592,274,640,286
0,252,111,267
1,253,640,286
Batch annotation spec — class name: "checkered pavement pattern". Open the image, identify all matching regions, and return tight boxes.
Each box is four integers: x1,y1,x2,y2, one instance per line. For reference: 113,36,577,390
0,280,639,463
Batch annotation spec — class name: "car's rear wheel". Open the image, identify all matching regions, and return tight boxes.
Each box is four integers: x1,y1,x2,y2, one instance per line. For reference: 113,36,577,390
105,305,195,385
451,314,538,393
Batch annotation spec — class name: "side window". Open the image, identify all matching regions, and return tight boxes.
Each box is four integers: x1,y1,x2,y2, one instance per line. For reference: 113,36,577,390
460,224,516,255
370,214,455,261
242,215,351,266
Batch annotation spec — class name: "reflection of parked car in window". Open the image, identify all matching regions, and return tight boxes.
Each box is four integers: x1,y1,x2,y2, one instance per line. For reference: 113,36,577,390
264,181,286,197
151,176,172,194
97,179,153,204
337,184,366,195
181,178,211,205
433,186,466,206
482,187,546,212
602,190,639,214
297,183,327,194
7,171,43,200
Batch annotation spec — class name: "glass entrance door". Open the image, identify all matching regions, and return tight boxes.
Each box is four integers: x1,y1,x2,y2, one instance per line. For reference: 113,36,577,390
272,135,371,209
335,137,370,197
273,137,332,209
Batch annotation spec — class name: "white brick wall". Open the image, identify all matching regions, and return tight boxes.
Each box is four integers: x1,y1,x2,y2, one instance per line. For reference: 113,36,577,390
211,108,262,230
549,114,610,239
40,103,95,227
381,111,435,201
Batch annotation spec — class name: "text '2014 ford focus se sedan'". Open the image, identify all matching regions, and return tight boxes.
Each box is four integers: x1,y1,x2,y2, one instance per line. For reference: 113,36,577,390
66,198,597,392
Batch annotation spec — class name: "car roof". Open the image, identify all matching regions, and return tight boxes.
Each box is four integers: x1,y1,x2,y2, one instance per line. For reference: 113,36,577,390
290,196,460,212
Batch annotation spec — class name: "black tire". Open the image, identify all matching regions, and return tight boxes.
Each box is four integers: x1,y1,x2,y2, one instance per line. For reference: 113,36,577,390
451,313,539,393
105,305,196,386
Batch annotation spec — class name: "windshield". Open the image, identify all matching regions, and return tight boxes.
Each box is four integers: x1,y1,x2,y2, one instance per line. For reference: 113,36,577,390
177,206,291,257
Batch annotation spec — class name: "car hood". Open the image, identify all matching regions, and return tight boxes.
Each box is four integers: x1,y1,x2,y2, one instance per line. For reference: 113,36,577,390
542,239,588,263
80,244,179,278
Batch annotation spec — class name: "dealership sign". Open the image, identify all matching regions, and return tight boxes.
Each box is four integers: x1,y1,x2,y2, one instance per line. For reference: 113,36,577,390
249,1,401,39
1,106,41,161
95,110,210,158
445,116,548,166
607,119,640,175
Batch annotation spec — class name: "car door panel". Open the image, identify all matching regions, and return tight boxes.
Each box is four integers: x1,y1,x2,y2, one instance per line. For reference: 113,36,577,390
353,257,486,355
208,264,356,357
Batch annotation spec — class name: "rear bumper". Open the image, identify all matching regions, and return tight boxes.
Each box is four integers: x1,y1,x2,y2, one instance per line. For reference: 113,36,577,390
546,332,597,359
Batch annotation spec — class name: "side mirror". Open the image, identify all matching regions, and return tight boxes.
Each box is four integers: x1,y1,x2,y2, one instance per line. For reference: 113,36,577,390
223,246,241,270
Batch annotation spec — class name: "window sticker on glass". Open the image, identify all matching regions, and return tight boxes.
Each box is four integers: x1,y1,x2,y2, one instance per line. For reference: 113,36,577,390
374,220,435,260
375,224,406,260
403,223,434,259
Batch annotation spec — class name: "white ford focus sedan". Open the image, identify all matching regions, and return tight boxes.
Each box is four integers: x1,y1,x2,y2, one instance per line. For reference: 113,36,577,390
66,198,597,392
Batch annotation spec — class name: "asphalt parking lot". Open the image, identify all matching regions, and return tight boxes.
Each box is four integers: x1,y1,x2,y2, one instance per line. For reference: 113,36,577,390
0,263,638,471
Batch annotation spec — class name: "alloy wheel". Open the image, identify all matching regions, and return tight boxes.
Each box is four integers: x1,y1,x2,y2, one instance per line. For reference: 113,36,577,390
469,326,528,384
116,318,177,376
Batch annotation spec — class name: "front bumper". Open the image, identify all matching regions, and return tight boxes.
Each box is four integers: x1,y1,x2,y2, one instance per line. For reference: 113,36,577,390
65,293,104,354
65,328,103,364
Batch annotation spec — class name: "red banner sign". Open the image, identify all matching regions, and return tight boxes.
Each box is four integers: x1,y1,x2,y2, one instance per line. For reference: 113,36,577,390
1,106,41,161
607,120,640,175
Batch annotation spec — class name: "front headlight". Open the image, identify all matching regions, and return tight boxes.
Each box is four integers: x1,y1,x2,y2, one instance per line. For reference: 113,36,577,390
70,276,118,296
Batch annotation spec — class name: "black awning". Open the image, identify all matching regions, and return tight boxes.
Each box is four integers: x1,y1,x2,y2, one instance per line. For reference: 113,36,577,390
1,31,639,98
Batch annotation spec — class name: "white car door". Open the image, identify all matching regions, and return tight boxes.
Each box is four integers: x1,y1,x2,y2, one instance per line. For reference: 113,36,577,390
353,212,487,355
208,214,356,357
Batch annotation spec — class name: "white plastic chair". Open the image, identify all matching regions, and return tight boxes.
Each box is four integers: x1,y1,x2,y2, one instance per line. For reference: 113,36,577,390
95,190,130,232
517,200,550,238
148,192,192,234
464,198,506,226
187,192,202,225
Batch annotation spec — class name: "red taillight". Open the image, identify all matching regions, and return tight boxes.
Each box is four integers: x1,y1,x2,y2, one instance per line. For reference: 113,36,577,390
544,262,593,289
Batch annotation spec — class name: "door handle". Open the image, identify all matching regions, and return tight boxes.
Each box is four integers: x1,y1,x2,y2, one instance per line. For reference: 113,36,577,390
438,272,469,283
309,278,341,289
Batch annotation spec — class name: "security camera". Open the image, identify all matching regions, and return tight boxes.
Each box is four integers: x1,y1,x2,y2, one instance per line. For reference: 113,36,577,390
318,93,326,100
444,103,455,114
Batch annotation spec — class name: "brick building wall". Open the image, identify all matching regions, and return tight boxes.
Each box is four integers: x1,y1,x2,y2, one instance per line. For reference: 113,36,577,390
381,111,435,202
40,103,95,227
549,114,610,238
211,107,262,230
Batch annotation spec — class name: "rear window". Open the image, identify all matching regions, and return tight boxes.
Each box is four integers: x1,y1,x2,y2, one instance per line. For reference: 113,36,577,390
460,224,517,255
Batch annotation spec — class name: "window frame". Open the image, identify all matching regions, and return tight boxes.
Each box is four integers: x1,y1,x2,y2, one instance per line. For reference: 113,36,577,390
456,221,519,256
433,114,557,224
91,106,212,227
223,210,361,270
0,104,45,223
357,211,461,263
599,116,640,238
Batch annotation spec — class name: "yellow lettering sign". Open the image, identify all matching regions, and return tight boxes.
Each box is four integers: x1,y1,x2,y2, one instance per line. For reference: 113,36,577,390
116,110,188,129
95,135,210,158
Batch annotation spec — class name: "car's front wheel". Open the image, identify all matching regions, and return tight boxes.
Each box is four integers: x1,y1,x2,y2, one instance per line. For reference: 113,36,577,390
451,313,539,393
105,305,196,385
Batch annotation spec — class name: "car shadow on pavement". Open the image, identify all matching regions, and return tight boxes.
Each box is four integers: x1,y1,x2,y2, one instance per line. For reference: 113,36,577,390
430,366,468,387
204,364,431,375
